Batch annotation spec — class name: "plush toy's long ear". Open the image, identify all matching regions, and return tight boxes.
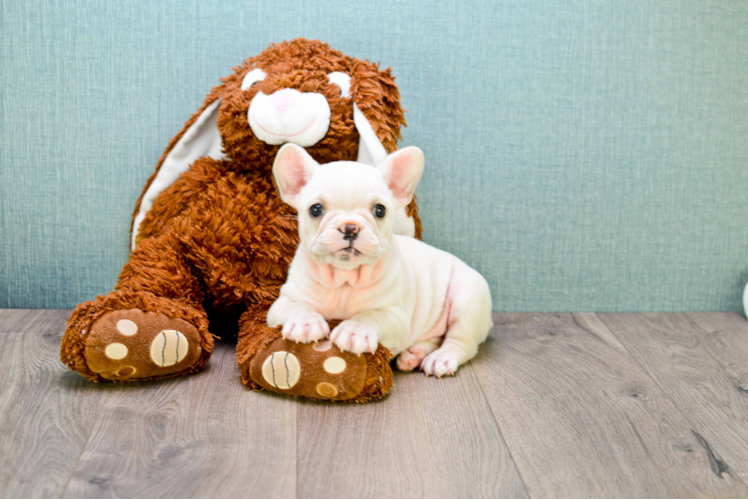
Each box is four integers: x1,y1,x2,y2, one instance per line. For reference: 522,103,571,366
378,147,424,209
349,59,406,163
272,144,319,209
349,59,419,236
130,95,225,250
353,104,387,166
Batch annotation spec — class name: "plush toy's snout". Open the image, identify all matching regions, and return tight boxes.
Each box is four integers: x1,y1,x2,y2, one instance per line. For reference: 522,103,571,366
249,88,332,147
269,88,299,111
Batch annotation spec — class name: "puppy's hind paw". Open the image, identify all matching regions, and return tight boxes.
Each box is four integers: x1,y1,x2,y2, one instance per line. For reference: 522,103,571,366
282,312,330,344
420,350,459,378
396,350,421,371
396,339,441,372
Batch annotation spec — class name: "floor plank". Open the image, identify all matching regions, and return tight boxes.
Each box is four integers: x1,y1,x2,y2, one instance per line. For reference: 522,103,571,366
63,341,298,498
471,313,748,498
0,309,43,364
599,312,748,484
296,365,528,498
0,310,107,498
0,309,43,337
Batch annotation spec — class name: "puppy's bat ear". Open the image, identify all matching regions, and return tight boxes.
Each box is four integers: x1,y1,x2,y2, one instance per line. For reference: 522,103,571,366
378,146,424,209
272,144,319,209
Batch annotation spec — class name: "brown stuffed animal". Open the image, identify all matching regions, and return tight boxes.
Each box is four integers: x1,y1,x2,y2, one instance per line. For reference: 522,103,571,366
60,39,421,402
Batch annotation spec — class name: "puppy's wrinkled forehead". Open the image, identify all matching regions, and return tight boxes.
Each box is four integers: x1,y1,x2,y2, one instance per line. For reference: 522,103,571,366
302,162,391,207
272,143,423,217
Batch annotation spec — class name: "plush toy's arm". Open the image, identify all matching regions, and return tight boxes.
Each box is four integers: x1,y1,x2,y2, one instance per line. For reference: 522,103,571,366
133,157,232,247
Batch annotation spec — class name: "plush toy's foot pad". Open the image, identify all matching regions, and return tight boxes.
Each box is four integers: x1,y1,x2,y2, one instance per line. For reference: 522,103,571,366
247,338,392,402
84,309,203,381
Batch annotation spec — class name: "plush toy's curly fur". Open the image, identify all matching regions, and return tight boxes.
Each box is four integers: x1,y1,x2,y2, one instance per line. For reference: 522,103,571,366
60,39,420,398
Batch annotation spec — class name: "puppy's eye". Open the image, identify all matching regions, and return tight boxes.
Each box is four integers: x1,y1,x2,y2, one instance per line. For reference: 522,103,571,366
309,204,324,218
373,204,386,218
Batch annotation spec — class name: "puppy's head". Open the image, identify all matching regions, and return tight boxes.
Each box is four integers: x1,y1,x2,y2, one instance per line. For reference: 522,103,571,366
273,144,424,269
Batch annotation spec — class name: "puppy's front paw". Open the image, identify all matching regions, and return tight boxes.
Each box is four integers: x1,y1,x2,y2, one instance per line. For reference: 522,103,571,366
282,312,330,344
330,320,378,355
421,349,459,378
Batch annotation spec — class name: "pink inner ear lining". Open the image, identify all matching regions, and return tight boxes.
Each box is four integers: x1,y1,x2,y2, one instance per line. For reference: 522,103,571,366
278,147,309,198
386,151,415,200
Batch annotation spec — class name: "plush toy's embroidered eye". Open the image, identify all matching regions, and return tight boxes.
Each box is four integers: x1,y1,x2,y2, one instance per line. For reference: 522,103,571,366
327,72,351,98
373,204,386,218
309,204,324,218
241,68,266,90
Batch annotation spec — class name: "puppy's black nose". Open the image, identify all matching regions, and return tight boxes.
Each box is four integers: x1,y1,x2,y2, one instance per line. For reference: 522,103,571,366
341,224,359,241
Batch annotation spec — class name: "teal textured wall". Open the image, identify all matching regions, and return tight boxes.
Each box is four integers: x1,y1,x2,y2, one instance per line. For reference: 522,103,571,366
2,0,748,311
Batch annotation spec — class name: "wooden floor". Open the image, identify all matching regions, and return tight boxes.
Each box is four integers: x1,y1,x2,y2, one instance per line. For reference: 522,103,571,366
1,311,748,498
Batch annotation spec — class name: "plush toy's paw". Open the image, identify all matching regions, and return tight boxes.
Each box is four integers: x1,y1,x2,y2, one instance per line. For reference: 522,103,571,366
282,312,330,344
420,348,460,378
80,309,203,381
61,292,213,383
239,324,393,402
330,320,378,355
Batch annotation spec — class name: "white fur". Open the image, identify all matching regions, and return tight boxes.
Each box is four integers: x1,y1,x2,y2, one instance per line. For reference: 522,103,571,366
268,144,493,377
248,90,331,147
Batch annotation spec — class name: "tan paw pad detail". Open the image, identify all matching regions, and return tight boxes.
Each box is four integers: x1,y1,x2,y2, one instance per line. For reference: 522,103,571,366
116,366,137,377
261,351,301,389
150,330,189,367
316,382,339,398
116,319,138,336
313,340,333,352
104,343,128,360
323,356,346,374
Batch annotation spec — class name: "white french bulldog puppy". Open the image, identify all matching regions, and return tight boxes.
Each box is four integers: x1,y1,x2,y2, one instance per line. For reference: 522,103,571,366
267,144,493,377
